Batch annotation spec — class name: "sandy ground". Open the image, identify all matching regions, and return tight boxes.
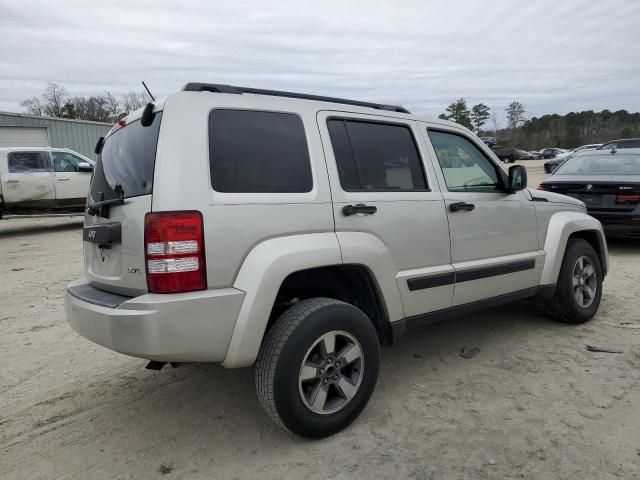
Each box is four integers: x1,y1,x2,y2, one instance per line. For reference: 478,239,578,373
1,161,640,479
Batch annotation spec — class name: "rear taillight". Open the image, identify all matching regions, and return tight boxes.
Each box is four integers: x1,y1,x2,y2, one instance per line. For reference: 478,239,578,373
537,184,548,191
615,194,640,203
144,211,206,293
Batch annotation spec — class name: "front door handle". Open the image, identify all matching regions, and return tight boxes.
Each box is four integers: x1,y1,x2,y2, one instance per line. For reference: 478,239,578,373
449,202,475,212
5,179,19,183
57,177,70,181
343,204,377,216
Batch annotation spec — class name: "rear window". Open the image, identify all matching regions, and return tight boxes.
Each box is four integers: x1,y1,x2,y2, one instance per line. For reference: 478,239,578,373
90,113,162,201
209,109,312,193
327,119,427,191
8,151,50,172
555,154,640,175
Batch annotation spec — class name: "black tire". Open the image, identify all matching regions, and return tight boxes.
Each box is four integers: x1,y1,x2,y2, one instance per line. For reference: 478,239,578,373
255,297,380,438
549,238,602,324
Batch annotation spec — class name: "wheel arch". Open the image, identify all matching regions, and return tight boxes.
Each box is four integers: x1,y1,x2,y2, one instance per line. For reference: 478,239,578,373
540,211,608,285
222,233,399,368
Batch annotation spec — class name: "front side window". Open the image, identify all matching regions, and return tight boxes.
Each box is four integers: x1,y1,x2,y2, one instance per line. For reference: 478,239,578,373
52,152,84,172
327,119,427,191
428,130,501,192
8,151,50,173
209,110,312,193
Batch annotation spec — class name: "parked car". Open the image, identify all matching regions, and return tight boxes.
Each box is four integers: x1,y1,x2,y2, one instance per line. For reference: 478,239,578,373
596,138,640,150
544,144,603,173
539,149,640,238
492,148,534,162
541,148,569,159
66,83,608,438
0,147,94,218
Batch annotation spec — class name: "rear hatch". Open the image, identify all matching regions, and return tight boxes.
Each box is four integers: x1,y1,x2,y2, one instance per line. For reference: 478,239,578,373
84,111,162,296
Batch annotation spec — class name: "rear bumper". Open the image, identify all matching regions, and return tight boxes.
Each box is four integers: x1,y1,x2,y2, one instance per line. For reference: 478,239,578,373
590,214,640,238
65,278,245,362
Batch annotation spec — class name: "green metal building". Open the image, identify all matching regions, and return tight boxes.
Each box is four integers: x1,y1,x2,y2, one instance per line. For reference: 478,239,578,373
0,112,111,161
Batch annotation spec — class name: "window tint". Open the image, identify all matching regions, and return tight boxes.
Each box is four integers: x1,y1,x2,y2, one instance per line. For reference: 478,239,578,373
327,119,426,191
90,113,162,201
209,110,312,193
52,152,84,172
428,130,501,191
8,151,50,173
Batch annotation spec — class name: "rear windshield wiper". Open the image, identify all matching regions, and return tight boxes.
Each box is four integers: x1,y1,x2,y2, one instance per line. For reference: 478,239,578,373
87,184,125,217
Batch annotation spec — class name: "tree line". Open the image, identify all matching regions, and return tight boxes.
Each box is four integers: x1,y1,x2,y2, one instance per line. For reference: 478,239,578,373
438,98,640,149
20,83,150,123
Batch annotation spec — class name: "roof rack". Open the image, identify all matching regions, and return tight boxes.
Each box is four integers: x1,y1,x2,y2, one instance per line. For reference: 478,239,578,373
181,83,410,114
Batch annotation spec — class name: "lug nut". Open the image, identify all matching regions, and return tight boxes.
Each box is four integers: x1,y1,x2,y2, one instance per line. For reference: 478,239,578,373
335,361,341,367
319,368,324,374
323,378,328,384
333,374,338,380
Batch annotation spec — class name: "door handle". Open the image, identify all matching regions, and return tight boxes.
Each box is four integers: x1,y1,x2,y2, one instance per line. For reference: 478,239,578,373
57,178,70,181
343,204,377,216
5,179,19,183
449,202,475,212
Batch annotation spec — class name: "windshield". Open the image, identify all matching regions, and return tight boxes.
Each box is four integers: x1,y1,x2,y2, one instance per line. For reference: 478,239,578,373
554,154,640,176
90,113,162,201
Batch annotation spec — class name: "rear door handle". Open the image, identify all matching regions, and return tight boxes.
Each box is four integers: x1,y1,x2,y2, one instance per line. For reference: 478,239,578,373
5,179,19,183
449,202,475,212
57,178,70,181
343,204,377,216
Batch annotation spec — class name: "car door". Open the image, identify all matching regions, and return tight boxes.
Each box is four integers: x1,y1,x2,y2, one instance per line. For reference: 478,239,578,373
422,126,543,306
1,150,55,212
318,111,453,319
50,151,92,208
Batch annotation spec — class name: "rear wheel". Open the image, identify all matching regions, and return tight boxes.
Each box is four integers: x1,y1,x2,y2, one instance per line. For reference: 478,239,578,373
255,298,380,438
549,238,602,324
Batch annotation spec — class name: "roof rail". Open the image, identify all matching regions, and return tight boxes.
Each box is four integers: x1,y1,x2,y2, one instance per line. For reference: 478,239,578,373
181,83,410,114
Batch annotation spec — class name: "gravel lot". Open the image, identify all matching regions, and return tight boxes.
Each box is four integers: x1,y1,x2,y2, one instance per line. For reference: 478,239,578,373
1,160,639,479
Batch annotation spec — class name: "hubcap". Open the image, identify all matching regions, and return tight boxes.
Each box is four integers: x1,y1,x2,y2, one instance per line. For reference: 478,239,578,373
298,331,364,415
572,255,598,308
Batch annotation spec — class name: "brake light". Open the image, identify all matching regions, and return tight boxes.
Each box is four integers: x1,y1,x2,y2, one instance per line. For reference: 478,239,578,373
537,184,548,191
616,194,640,203
144,211,207,293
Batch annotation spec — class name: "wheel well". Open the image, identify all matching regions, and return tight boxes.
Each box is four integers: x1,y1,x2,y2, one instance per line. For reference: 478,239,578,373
568,230,606,274
268,265,392,345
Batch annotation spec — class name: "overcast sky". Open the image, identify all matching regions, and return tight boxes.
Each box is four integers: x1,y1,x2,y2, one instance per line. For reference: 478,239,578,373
1,0,639,123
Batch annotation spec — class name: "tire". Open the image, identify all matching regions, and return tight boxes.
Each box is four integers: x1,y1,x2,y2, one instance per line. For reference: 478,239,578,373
548,238,603,324
255,297,380,438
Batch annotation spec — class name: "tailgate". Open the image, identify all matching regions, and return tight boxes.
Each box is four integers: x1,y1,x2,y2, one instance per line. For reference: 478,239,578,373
84,111,162,296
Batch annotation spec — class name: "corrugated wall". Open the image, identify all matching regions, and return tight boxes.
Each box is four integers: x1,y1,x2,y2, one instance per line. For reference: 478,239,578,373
0,112,111,161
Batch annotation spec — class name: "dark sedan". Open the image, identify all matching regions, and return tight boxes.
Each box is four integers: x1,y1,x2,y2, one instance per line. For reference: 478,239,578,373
539,149,640,238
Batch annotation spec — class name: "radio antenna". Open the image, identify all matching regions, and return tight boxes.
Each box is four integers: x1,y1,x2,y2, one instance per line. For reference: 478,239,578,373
142,81,155,101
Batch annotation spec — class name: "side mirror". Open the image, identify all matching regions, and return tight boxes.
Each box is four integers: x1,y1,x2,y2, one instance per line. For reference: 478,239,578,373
507,165,527,193
77,162,94,172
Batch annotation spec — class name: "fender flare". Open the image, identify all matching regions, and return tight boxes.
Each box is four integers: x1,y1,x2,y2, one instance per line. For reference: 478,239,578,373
222,231,405,368
222,233,342,368
540,211,608,285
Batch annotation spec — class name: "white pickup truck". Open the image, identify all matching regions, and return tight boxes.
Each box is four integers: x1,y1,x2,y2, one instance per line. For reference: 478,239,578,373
0,147,94,218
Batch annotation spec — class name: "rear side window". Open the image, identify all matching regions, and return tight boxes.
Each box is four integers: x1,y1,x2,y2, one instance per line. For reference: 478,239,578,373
8,151,50,172
209,110,312,193
327,119,427,191
90,113,162,201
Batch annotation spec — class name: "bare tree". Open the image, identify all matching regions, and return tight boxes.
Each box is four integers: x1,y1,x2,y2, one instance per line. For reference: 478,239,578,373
42,83,69,117
20,97,43,116
121,91,148,113
490,111,500,135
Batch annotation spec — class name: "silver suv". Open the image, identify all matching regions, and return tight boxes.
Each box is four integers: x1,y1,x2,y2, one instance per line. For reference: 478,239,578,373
66,83,608,438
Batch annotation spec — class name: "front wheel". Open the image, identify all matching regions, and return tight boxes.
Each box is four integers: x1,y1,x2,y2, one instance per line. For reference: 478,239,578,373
255,298,380,438
548,238,603,324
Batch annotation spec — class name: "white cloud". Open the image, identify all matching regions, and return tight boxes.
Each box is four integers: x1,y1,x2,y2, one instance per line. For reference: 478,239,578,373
1,0,638,120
